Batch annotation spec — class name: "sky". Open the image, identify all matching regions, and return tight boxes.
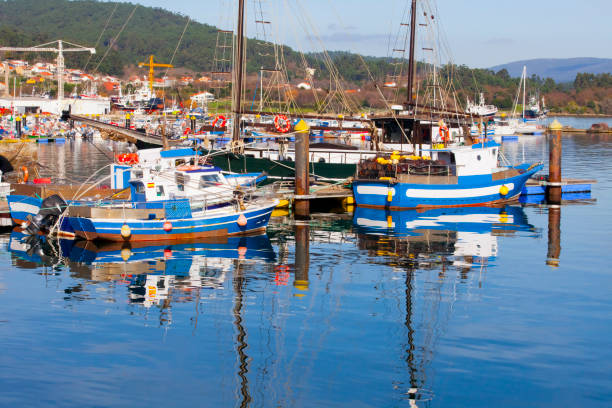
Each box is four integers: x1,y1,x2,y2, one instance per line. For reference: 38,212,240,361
112,0,612,68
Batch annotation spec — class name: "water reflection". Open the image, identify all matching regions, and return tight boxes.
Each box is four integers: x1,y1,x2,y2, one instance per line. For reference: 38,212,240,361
5,205,542,407
9,232,276,311
354,205,538,268
353,205,540,404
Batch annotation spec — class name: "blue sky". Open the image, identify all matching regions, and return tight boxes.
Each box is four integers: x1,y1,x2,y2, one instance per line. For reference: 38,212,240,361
114,0,611,68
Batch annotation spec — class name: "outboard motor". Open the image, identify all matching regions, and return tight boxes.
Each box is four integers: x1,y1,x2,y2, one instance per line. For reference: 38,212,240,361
0,154,14,174
25,194,67,235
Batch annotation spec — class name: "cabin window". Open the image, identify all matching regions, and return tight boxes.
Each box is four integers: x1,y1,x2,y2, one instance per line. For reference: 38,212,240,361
477,155,481,161
200,174,221,188
132,170,143,179
177,184,184,192
134,183,145,193
156,186,164,197
492,149,497,156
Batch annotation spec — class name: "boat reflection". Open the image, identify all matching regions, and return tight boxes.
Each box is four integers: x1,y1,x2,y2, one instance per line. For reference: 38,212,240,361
9,232,276,309
353,205,539,404
354,205,538,269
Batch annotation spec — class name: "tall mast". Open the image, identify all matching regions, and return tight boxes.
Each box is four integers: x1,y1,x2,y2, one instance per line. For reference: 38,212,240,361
232,0,246,143
406,0,418,108
522,66,526,120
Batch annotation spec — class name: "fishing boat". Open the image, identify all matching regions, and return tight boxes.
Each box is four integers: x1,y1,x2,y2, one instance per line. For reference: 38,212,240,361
352,140,543,209
466,93,498,118
66,197,276,242
9,146,267,237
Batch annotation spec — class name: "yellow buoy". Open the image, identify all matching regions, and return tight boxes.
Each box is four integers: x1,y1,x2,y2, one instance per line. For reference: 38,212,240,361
294,119,310,133
387,190,393,202
549,119,563,131
345,196,355,205
275,199,290,209
387,215,393,228
120,224,131,239
499,185,509,196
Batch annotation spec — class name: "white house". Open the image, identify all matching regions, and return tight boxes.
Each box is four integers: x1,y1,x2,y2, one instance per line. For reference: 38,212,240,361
296,82,312,90
190,92,215,104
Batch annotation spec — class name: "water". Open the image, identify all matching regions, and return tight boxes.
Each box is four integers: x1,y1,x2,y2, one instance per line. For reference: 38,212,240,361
547,115,612,129
1,135,611,407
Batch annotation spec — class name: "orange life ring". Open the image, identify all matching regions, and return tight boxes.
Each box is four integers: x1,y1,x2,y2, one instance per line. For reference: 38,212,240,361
212,115,227,128
274,114,291,133
439,125,450,142
19,166,28,183
116,153,139,165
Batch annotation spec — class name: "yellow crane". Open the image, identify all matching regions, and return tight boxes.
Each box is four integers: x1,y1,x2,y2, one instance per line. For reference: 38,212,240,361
138,55,173,92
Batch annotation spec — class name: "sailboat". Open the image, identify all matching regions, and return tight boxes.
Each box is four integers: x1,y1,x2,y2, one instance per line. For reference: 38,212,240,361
201,0,480,182
510,66,544,135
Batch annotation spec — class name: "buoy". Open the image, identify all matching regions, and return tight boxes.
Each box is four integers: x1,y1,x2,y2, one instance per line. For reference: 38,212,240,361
19,166,28,183
387,215,393,228
164,249,172,259
387,190,393,202
120,224,131,239
120,247,132,261
237,213,248,227
163,221,173,232
238,246,247,258
499,185,509,196
549,119,563,131
294,119,310,133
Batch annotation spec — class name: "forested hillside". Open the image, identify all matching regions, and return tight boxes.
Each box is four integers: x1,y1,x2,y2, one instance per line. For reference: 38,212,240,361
0,0,610,113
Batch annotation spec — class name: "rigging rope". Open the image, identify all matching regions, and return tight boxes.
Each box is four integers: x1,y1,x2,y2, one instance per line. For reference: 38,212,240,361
93,4,139,73
83,2,119,72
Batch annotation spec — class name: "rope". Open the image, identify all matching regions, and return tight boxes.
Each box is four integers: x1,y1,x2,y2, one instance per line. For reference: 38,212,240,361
83,2,119,72
93,4,139,73
162,17,191,79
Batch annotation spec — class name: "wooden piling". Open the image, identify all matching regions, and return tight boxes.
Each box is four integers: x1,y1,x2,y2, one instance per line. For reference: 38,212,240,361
294,223,310,291
294,125,310,219
546,206,561,267
547,130,562,204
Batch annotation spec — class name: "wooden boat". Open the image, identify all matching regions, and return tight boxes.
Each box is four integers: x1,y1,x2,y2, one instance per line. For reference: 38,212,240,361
352,141,543,209
66,198,277,242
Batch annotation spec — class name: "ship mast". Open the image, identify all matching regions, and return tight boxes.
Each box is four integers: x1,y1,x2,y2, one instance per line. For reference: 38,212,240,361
232,0,246,143
406,0,418,108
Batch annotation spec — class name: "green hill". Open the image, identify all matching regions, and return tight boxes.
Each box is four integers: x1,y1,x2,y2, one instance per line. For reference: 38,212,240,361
0,0,609,114
0,0,392,82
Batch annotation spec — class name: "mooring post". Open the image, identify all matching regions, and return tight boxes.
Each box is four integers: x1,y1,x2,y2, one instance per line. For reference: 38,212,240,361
546,206,561,267
294,223,310,293
15,115,21,137
125,113,130,129
547,129,562,204
294,120,310,219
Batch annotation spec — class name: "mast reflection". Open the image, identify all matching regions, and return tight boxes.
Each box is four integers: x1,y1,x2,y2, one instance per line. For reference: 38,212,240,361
353,205,538,404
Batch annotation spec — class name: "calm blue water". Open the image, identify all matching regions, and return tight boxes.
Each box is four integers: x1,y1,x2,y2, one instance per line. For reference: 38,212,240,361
0,134,611,407
547,115,612,129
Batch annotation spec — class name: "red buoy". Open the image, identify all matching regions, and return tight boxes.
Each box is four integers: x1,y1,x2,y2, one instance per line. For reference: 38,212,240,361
163,221,173,232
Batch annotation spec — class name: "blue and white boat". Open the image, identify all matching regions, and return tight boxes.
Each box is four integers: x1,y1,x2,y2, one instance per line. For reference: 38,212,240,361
8,146,267,237
66,198,277,242
353,141,543,209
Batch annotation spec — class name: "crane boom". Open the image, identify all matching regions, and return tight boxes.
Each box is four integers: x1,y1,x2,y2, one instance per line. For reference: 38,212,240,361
138,55,173,91
0,40,96,100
